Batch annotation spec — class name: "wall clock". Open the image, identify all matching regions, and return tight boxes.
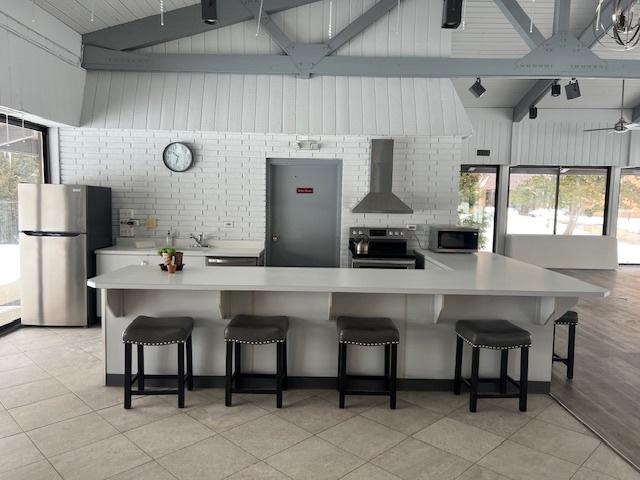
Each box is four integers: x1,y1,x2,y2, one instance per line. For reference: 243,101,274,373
162,142,194,172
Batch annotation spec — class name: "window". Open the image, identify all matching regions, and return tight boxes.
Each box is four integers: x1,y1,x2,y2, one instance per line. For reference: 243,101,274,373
458,165,498,252
0,116,47,327
507,167,608,236
617,168,640,264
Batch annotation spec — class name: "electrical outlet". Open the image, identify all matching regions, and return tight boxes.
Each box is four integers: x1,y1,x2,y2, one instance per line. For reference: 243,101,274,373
406,224,417,231
223,221,234,228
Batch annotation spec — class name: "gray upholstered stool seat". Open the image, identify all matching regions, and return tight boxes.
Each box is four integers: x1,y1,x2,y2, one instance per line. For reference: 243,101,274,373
456,320,531,350
337,316,400,346
225,314,289,344
336,316,399,409
454,319,531,413
555,310,578,325
123,315,194,345
122,315,194,410
225,315,289,408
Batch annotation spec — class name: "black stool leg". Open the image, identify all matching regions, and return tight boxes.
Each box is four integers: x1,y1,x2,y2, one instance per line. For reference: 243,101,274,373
276,342,284,408
384,344,390,377
177,342,185,408
552,322,557,358
519,346,529,412
186,335,194,391
389,344,397,410
567,324,576,380
470,346,480,412
225,341,233,407
339,343,347,409
283,339,288,391
499,349,508,394
137,344,144,392
453,336,463,395
234,342,242,389
124,343,132,409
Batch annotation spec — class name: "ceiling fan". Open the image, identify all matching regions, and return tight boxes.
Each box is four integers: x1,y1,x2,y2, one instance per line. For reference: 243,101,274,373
584,80,640,133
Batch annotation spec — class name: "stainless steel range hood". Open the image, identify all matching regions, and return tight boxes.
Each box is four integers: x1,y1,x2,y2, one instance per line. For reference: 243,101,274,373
352,139,413,214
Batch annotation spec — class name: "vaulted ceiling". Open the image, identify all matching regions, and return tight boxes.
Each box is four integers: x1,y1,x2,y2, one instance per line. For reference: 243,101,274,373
35,0,640,110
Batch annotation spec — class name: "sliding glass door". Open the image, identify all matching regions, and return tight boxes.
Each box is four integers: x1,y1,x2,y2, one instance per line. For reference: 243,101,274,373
0,117,47,327
618,168,640,264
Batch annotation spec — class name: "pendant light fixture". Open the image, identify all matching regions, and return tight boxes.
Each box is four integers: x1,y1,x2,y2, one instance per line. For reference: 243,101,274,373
160,0,165,26
21,117,26,143
395,0,400,34
461,0,467,30
90,0,95,22
593,0,640,51
328,0,334,39
31,0,36,23
255,0,264,36
529,0,536,34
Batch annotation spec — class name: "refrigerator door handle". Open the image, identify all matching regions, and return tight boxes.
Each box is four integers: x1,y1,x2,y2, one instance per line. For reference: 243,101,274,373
22,231,81,237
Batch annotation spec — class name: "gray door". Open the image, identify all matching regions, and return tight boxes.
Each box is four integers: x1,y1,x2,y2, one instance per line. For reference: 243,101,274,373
267,159,342,267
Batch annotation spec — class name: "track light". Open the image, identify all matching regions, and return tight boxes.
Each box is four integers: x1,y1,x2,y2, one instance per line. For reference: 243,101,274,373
529,106,538,119
469,77,486,98
201,0,217,24
565,78,581,100
551,83,561,97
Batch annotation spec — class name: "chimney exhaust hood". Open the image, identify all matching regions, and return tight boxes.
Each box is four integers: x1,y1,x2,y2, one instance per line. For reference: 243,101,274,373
352,139,413,214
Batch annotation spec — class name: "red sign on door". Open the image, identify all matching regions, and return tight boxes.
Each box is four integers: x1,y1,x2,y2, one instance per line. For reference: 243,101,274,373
296,187,314,194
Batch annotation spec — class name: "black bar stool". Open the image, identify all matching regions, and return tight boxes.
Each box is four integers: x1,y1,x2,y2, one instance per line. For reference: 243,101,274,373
553,310,578,379
453,320,531,413
122,315,194,409
224,314,289,408
336,316,399,410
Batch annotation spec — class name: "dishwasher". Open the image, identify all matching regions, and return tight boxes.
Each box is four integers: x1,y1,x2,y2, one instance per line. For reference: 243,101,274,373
205,256,260,267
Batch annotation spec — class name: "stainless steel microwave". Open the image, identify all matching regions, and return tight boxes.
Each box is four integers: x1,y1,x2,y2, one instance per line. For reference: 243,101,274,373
428,225,479,253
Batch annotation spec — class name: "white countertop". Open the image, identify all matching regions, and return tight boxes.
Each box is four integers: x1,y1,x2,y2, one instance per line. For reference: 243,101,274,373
88,252,608,298
96,240,264,258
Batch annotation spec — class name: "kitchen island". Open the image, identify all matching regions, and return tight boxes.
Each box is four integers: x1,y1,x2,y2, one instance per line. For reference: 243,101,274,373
88,252,607,390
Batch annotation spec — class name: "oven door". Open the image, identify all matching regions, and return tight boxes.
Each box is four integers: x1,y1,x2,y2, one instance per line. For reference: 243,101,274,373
350,258,416,269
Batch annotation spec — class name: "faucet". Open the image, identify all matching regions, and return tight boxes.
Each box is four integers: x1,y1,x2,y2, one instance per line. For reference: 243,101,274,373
189,233,208,248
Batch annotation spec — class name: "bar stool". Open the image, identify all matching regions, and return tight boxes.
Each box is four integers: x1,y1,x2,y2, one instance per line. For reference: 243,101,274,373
336,316,399,410
122,315,194,409
453,320,531,413
224,314,289,408
553,310,578,379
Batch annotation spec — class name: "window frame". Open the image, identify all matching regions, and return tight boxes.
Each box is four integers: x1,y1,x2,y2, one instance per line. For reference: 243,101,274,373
616,167,640,265
0,114,50,184
459,164,500,252
506,165,611,236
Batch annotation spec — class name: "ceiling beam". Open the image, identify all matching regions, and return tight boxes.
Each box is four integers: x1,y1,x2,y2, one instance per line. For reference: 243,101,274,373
239,0,296,55
82,0,320,51
492,0,545,49
553,0,571,34
81,45,640,79
513,0,637,122
326,0,400,54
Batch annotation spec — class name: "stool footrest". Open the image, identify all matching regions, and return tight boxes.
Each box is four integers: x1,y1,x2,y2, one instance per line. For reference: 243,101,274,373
461,376,521,391
130,389,179,395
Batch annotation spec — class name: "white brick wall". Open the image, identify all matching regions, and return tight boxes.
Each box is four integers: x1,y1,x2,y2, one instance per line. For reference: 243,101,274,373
58,129,462,266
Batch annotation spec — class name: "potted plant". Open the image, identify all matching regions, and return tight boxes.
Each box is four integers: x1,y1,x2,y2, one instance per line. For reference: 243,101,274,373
158,247,176,266
174,251,184,266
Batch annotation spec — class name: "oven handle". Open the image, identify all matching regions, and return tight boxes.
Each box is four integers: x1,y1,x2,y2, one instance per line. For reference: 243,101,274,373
351,258,416,267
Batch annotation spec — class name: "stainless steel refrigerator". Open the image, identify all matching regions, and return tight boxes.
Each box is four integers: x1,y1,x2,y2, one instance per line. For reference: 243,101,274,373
18,184,112,326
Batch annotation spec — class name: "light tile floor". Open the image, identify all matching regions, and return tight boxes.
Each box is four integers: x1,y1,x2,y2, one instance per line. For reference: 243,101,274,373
0,326,638,480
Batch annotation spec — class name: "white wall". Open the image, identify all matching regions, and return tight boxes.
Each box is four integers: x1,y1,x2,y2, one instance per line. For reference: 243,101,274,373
0,0,85,126
58,129,462,266
463,108,631,167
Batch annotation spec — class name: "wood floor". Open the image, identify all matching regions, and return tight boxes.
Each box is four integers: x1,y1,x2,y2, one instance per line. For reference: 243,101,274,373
553,267,640,470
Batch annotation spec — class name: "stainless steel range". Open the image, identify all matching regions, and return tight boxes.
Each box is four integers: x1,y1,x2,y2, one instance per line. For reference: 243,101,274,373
348,227,416,269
